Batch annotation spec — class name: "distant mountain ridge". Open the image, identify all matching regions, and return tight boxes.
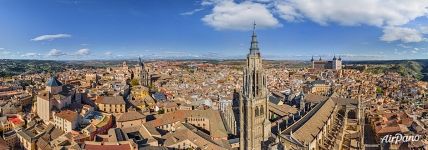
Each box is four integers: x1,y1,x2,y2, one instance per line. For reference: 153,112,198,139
345,59,428,81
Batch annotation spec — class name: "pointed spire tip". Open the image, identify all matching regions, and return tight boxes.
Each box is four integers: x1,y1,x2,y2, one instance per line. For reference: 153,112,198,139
252,21,256,35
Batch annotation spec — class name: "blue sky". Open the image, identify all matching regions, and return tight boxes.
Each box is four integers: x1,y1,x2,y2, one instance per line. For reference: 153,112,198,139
0,0,427,60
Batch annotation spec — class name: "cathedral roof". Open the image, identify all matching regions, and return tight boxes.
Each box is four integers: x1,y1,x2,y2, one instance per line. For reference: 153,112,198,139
281,98,336,144
268,102,297,117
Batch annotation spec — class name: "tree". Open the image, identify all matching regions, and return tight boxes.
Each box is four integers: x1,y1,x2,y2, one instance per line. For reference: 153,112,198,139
158,109,165,114
148,83,157,92
131,79,140,86
376,87,383,94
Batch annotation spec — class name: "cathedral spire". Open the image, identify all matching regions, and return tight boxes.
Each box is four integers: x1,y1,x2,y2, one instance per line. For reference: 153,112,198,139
138,56,147,71
139,56,144,66
252,21,256,35
240,22,270,150
137,56,150,87
249,21,260,56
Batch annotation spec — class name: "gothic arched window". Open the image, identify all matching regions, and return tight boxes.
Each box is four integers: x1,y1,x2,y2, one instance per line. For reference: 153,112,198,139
255,106,259,116
260,105,264,115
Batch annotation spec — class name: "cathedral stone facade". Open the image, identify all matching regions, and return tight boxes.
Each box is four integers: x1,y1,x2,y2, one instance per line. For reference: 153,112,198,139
136,57,150,87
239,24,271,150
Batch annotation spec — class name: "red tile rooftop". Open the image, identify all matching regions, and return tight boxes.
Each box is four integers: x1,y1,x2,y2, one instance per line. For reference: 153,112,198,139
8,116,22,125
0,91,21,96
0,86,10,90
55,110,79,122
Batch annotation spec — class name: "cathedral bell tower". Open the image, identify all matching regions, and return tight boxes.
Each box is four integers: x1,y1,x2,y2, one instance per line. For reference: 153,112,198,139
138,57,150,87
240,23,271,150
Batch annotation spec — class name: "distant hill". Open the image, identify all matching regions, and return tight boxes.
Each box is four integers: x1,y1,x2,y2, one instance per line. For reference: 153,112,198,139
0,59,86,78
345,59,428,81
417,60,428,81
389,61,423,80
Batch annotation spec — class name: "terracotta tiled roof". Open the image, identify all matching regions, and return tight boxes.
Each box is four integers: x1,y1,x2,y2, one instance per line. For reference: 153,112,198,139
268,102,297,117
163,123,228,150
0,139,10,150
376,125,401,134
148,110,189,127
95,96,125,105
142,123,161,136
304,93,328,103
116,111,145,122
55,110,79,122
147,110,228,138
282,98,336,144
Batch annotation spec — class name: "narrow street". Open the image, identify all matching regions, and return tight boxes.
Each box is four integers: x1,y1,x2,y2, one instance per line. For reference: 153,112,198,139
364,117,380,150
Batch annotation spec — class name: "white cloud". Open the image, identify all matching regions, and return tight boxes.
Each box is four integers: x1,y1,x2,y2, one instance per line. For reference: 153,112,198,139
397,44,412,49
199,0,428,43
104,51,112,55
47,49,66,57
394,49,407,55
274,0,428,27
76,48,90,56
21,52,41,57
275,3,302,22
201,0,222,6
202,1,280,30
252,0,274,3
181,8,204,16
381,27,425,43
31,34,71,41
